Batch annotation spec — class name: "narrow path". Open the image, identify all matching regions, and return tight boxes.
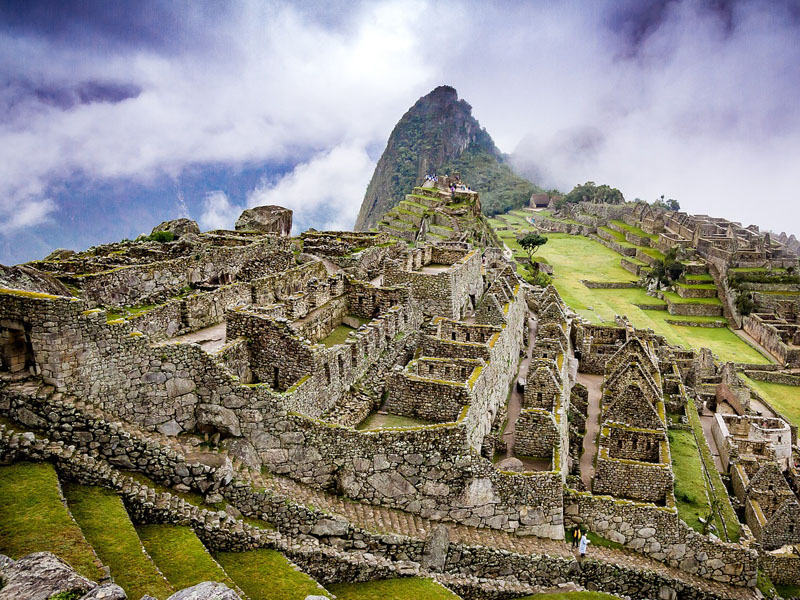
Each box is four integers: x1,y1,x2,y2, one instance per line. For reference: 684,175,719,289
731,328,778,364
698,403,725,472
578,373,603,490
500,314,537,457
168,323,227,353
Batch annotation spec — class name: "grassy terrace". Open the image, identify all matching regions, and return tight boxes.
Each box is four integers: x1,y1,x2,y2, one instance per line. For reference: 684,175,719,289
741,376,800,427
517,594,622,600
328,578,460,600
674,282,717,290
492,222,771,364
684,273,714,282
667,429,715,534
64,484,175,599
136,524,236,591
661,291,722,305
215,549,330,599
0,463,105,581
358,413,434,430
609,219,659,241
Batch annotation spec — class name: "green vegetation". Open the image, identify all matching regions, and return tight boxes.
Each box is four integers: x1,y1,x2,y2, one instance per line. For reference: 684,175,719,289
321,324,357,347
583,530,624,551
137,231,175,243
358,413,434,430
214,549,330,599
741,376,800,427
356,85,539,230
63,484,174,599
609,220,658,241
685,402,741,542
0,463,104,581
519,232,548,259
106,303,157,321
562,182,624,207
136,524,236,591
493,227,769,364
667,429,714,534
661,291,722,306
328,578,461,600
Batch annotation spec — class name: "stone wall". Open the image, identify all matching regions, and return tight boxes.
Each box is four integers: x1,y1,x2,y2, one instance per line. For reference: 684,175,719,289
743,313,800,367
514,409,558,459
565,490,758,587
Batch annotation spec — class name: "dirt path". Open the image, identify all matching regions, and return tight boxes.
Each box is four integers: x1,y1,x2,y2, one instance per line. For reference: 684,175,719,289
501,314,537,457
169,322,227,353
577,373,603,490
698,403,725,472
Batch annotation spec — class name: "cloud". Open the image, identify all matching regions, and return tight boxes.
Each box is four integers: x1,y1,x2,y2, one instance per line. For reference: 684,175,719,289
2,0,800,254
247,143,375,232
199,191,241,231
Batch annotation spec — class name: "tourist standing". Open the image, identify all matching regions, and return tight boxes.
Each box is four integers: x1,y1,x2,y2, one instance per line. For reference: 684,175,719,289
578,533,590,559
571,526,581,548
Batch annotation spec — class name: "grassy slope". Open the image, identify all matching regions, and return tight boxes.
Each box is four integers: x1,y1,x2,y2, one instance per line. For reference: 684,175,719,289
136,524,236,591
63,484,174,600
214,549,330,600
667,429,713,533
741,376,800,427
328,578,461,600
493,226,770,364
0,463,105,581
358,413,435,430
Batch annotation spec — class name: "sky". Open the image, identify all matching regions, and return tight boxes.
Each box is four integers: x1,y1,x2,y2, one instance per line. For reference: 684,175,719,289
1,0,799,264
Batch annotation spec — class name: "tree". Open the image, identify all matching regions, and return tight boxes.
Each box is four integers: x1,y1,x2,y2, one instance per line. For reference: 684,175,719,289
563,182,625,205
519,232,548,260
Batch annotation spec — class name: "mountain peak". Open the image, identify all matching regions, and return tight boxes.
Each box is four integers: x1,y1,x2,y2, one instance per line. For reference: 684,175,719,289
354,86,537,230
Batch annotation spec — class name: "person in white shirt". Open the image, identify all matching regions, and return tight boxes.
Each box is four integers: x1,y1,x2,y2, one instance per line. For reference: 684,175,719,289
578,534,590,559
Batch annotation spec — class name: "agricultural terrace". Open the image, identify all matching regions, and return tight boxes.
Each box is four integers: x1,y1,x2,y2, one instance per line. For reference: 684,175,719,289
489,215,771,365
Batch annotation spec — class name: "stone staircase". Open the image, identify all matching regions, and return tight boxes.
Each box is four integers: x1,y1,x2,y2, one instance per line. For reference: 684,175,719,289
0,377,758,600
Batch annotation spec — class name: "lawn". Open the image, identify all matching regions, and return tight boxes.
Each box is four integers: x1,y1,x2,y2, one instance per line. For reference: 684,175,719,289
741,376,800,428
661,291,722,305
327,578,460,600
0,463,105,581
609,220,659,241
214,549,329,599
667,429,712,534
136,524,236,591
63,484,174,599
357,413,435,430
495,228,771,364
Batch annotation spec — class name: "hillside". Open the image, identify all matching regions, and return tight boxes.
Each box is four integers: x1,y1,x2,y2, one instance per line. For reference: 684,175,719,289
355,85,539,230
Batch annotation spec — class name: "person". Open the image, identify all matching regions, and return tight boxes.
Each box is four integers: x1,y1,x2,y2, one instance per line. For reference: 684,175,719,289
571,526,581,548
578,532,590,559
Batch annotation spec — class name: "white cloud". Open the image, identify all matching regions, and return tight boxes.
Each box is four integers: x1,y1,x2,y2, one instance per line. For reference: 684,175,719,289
247,143,375,232
199,191,241,231
0,197,56,233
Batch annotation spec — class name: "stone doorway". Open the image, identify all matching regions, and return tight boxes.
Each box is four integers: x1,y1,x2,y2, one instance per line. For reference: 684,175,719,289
0,320,35,375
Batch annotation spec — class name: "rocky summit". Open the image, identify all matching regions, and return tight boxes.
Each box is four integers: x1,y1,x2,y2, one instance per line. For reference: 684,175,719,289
355,85,539,231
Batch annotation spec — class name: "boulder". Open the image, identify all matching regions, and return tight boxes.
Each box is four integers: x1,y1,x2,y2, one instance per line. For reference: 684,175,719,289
235,205,292,236
421,524,450,571
151,218,200,238
495,457,525,472
79,583,128,599
311,518,350,537
196,404,241,438
166,582,242,600
0,264,73,297
0,551,95,600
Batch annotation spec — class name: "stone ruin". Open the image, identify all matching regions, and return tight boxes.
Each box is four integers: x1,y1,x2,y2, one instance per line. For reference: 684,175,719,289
2,188,796,598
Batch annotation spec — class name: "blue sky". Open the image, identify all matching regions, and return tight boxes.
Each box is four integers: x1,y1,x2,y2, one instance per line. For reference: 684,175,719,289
1,0,799,264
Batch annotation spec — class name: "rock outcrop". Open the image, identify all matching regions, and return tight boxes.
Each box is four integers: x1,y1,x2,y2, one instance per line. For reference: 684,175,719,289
235,206,292,236
151,218,201,238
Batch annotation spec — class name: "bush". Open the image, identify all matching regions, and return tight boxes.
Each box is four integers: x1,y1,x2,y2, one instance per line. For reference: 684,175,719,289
148,231,176,243
735,291,755,316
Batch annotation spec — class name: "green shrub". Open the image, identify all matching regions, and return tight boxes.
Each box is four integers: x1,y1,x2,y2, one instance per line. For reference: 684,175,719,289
735,291,755,316
147,231,175,243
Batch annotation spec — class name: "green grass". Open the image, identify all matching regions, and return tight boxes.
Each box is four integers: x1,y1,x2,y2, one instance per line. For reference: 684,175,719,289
494,222,771,365
0,463,104,581
357,413,434,430
584,530,624,551
321,324,358,347
662,291,721,305
327,578,461,600
638,246,666,261
63,484,174,599
136,524,236,591
674,282,718,290
668,429,713,533
685,402,741,542
214,549,329,599
684,273,714,282
741,376,800,428
609,220,659,241
730,267,787,273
